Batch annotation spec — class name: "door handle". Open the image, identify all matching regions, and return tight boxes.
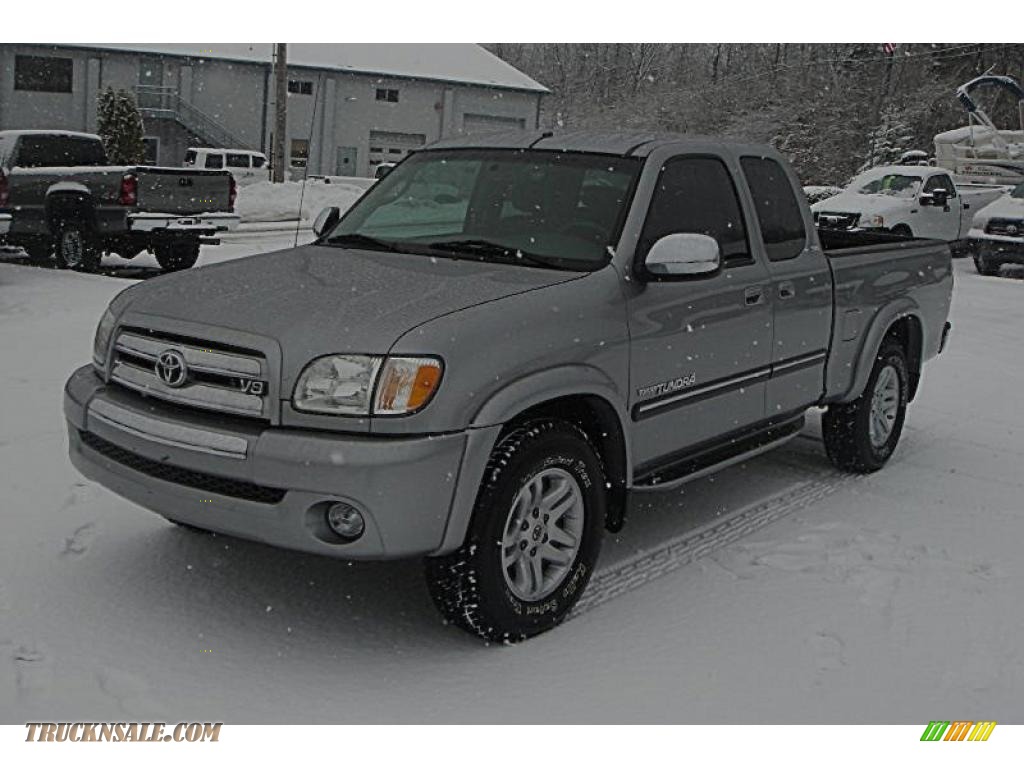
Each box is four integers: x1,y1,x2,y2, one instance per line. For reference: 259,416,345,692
744,286,764,306
778,281,796,300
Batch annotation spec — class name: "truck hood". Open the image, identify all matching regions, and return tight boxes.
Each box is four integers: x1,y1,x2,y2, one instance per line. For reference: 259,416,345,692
119,244,582,381
811,193,908,220
972,191,1023,227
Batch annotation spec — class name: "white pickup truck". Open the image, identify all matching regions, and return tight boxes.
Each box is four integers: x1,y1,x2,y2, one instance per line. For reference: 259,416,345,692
811,165,1008,252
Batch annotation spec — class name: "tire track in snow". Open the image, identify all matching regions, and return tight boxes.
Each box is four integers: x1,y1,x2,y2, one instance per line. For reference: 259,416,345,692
572,468,855,617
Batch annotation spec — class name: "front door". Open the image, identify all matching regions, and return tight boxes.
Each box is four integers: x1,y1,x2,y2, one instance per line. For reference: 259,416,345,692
627,155,773,472
919,173,961,241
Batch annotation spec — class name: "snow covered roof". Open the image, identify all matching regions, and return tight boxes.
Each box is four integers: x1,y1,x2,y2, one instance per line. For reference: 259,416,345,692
75,43,548,94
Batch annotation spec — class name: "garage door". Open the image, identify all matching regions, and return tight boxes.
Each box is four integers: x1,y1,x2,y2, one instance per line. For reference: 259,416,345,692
368,130,426,171
462,113,527,135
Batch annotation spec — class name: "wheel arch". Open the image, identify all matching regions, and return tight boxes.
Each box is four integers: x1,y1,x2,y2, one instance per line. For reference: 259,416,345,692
435,368,632,555
841,301,925,403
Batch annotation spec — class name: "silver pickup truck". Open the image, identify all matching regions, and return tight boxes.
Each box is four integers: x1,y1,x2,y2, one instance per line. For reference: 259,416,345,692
63,132,953,642
0,130,239,272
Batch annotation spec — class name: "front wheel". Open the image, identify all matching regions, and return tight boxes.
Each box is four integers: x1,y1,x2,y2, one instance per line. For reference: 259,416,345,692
154,239,200,272
823,339,909,473
425,420,606,642
973,251,1001,276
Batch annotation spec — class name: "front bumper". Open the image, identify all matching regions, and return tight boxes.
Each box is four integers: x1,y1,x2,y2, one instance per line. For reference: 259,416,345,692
127,212,240,233
64,365,485,560
968,227,1024,263
0,213,11,236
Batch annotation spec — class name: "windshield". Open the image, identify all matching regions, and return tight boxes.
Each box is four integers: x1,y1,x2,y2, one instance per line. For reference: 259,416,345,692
856,174,923,198
325,149,641,270
15,135,107,168
1012,182,1024,199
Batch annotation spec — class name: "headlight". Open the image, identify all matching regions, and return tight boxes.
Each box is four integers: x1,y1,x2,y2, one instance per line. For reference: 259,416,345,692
292,354,444,416
867,214,885,228
92,307,117,369
293,355,382,415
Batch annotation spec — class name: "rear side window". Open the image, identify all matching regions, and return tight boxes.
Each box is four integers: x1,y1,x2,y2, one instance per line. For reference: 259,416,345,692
740,156,807,262
252,155,266,168
204,154,224,169
226,153,250,168
638,156,751,267
13,135,107,167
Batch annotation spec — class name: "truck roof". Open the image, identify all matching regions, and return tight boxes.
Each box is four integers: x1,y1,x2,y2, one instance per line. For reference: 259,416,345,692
426,130,776,159
0,129,101,141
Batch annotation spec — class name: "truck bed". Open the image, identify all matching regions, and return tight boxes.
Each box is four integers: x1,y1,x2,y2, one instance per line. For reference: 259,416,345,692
817,227,953,403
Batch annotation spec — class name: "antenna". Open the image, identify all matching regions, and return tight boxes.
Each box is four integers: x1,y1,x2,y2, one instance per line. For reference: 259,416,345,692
294,72,323,248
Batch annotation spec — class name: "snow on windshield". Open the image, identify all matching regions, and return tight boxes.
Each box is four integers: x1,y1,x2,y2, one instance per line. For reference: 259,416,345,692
856,174,922,199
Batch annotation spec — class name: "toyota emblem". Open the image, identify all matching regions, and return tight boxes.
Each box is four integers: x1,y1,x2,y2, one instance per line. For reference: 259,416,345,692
156,349,188,388
1007,224,1019,236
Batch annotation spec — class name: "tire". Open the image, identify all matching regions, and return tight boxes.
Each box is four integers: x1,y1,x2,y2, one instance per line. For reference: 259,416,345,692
23,240,53,265
973,251,1001,276
154,239,200,272
425,419,606,643
823,338,909,473
54,222,100,272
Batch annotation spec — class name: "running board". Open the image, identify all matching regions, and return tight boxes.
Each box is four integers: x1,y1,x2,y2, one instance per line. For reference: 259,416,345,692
631,415,806,491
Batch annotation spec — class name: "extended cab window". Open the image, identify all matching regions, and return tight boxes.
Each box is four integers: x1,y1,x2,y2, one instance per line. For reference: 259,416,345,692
638,156,751,267
740,156,807,261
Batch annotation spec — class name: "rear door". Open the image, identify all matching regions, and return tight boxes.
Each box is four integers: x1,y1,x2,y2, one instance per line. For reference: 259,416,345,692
626,153,773,471
739,155,832,417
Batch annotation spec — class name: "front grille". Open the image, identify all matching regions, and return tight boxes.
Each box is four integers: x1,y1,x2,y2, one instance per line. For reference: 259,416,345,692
814,211,861,230
985,217,1024,237
80,430,286,504
109,328,269,420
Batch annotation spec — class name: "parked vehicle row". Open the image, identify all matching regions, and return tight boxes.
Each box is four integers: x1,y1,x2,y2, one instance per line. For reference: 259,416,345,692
967,180,1024,275
0,130,239,272
64,131,953,642
810,164,1008,251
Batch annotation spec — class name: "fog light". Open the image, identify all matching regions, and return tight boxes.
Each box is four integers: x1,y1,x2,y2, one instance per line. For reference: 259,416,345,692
326,502,365,540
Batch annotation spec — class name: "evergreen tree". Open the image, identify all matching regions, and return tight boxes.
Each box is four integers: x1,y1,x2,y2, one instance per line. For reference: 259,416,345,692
96,87,146,165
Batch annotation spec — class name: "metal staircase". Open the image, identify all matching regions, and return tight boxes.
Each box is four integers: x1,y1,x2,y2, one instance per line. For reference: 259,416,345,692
134,85,255,150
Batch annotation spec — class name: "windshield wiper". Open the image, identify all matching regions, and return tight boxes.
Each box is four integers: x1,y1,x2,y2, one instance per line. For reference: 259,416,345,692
426,239,563,269
324,233,401,252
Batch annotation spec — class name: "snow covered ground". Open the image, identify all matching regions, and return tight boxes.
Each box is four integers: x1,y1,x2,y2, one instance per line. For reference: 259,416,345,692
235,178,372,223
1,241,1022,724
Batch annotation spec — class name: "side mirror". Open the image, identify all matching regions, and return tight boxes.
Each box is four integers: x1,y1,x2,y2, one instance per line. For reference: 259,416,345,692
643,233,721,280
313,206,341,237
921,189,950,208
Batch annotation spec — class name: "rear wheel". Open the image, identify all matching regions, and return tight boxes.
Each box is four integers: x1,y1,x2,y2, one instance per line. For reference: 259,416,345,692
425,420,605,642
823,339,909,473
54,222,100,272
154,239,201,272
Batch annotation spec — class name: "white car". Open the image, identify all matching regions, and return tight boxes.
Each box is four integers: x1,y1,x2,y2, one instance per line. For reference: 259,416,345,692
184,147,269,186
811,165,1008,249
967,181,1024,275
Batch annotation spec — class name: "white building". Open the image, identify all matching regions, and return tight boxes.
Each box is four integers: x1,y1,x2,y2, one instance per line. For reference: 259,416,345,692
0,43,547,177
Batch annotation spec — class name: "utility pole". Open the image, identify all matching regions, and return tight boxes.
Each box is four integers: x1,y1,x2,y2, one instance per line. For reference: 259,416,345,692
272,43,288,183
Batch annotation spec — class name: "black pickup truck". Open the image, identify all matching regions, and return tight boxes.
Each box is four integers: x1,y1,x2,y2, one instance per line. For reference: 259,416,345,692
0,130,239,272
